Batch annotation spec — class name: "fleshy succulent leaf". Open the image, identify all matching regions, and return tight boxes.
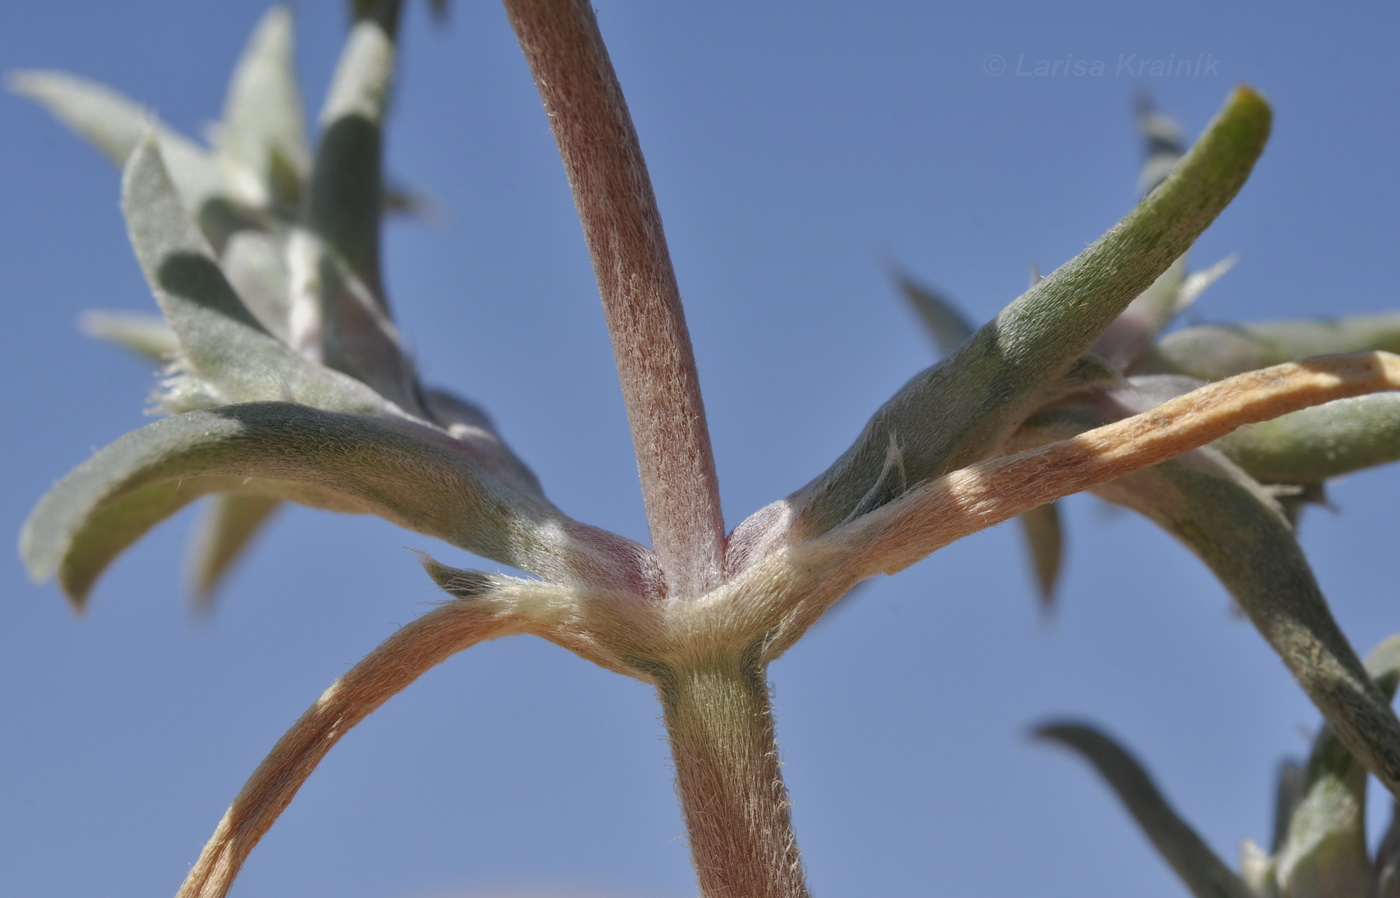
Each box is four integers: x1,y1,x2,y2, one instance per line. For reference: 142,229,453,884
187,495,283,607
1035,722,1254,898
21,402,649,608
1210,393,1400,485
214,6,309,213
1141,313,1400,381
123,137,394,414
789,87,1272,538
896,269,1066,603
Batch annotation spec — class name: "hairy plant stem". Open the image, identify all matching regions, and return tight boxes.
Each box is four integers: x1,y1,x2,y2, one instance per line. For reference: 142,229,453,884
503,0,724,598
658,656,809,898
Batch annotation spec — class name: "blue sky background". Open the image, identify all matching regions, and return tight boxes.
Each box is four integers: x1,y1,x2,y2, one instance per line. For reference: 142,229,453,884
2,2,1397,896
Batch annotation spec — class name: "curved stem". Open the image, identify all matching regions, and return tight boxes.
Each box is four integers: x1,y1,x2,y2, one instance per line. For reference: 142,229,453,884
503,0,724,598
175,598,518,898
658,656,809,898
844,351,1400,577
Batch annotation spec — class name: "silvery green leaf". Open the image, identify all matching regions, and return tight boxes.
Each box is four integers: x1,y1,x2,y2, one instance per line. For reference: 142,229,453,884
214,6,309,213
78,310,179,362
1211,393,1400,485
307,15,394,304
123,137,393,415
286,229,420,413
1035,722,1254,898
1174,253,1237,312
22,402,648,609
1275,636,1400,896
10,70,228,214
789,88,1271,537
1274,719,1373,896
219,229,294,341
186,494,282,607
1098,459,1400,799
1141,312,1400,381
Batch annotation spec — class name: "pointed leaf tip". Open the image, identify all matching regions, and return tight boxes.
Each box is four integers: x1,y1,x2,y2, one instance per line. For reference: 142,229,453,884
1037,722,1254,898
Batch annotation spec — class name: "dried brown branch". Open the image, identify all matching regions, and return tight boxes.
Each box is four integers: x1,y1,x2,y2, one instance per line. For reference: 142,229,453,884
176,597,520,898
844,351,1400,575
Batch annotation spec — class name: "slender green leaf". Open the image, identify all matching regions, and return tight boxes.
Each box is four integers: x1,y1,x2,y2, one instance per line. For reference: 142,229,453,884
22,402,650,608
1274,636,1400,896
1142,313,1400,381
123,137,393,414
1036,722,1254,898
308,15,393,302
285,229,421,414
790,87,1271,537
215,6,309,213
1086,441,1400,798
78,310,179,362
896,271,974,357
219,229,294,342
9,70,226,212
1018,502,1063,606
1274,717,1373,896
998,400,1400,799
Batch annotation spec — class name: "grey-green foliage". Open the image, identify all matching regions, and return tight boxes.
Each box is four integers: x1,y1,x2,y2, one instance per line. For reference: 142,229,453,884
899,98,1400,602
1038,636,1400,898
15,5,1400,890
895,97,1400,809
15,7,649,606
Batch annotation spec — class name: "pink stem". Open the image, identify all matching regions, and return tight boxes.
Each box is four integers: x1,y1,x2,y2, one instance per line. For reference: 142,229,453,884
503,0,725,598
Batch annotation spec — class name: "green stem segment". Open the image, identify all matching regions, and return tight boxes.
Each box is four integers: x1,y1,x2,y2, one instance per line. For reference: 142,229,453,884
658,657,809,898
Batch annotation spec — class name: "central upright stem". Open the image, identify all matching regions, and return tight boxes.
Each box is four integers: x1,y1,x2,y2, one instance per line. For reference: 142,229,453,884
504,0,725,598
658,657,810,898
